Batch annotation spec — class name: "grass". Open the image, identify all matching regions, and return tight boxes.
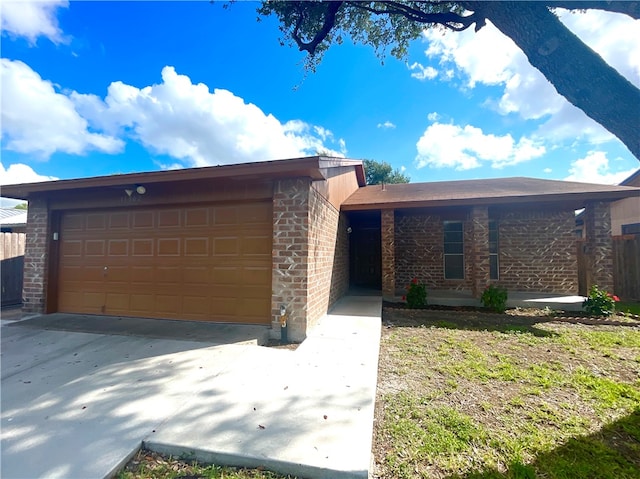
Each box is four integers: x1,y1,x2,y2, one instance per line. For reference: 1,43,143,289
374,308,640,478
618,301,640,316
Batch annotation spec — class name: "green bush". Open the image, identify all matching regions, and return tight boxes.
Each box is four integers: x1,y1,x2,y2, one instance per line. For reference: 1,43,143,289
481,284,508,313
402,278,427,308
583,285,619,316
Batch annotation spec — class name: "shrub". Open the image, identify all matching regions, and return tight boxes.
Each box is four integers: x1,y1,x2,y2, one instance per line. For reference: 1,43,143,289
481,285,508,313
403,278,428,308
583,285,619,316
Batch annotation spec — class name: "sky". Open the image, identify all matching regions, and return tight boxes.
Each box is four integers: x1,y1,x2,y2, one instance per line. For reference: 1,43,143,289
1,1,639,206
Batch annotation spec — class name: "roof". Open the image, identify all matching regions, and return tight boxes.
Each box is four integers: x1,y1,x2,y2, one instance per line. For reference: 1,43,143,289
0,156,366,200
620,169,640,187
0,208,27,225
342,177,640,211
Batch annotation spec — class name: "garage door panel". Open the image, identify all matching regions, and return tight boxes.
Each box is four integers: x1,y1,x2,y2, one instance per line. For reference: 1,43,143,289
58,202,272,324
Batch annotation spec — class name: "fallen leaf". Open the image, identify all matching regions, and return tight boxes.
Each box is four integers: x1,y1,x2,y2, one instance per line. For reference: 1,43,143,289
258,424,265,429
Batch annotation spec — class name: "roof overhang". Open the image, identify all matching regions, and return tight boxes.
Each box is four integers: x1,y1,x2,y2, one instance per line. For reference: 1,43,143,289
1,156,366,201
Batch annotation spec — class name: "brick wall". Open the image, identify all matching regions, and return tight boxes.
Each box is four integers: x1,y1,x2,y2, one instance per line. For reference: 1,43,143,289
395,207,578,295
470,206,490,297
271,179,310,341
22,197,50,313
381,209,395,299
498,208,578,293
306,186,349,329
395,211,473,292
584,201,614,291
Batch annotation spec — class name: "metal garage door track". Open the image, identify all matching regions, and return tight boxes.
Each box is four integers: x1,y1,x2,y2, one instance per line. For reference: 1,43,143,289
0,296,381,479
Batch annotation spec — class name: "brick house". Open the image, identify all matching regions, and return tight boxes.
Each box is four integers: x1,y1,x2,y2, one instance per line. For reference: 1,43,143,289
3,156,639,341
610,169,640,236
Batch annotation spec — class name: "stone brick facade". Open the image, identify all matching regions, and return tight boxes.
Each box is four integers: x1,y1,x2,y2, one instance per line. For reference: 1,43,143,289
271,179,310,341
306,187,349,330
393,206,579,295
381,209,395,299
22,197,50,313
470,206,490,297
497,208,578,293
584,201,614,291
270,180,350,342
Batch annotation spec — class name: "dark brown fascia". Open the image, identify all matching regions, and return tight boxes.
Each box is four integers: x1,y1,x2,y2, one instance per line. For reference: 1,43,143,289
341,189,640,211
1,156,365,200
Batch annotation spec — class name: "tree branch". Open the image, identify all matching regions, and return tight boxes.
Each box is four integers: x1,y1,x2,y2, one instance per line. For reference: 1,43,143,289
348,1,485,32
543,1,640,19
475,1,640,159
292,1,343,54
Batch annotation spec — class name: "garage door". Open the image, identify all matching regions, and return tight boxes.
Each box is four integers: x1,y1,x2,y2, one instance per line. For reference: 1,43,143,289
57,202,272,324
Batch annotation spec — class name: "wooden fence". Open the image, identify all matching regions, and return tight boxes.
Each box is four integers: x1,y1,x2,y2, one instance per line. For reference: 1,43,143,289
577,235,640,301
1,232,26,306
613,235,640,301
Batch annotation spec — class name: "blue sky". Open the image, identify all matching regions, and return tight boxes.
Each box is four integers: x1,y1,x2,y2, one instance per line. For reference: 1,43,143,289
1,1,639,202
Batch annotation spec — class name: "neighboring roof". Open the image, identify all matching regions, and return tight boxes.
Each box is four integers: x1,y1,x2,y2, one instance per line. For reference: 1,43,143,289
0,156,366,200
342,177,640,211
620,169,640,187
0,208,27,225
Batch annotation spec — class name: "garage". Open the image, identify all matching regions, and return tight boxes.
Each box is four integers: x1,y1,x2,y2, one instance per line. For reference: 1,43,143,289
57,201,273,324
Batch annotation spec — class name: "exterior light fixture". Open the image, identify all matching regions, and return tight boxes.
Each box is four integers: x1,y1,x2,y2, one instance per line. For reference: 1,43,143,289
135,185,146,195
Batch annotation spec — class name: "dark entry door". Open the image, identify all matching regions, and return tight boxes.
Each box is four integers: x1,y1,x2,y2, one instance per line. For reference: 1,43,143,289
350,227,382,289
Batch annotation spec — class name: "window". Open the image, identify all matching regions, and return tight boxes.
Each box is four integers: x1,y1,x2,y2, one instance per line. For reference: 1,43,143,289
489,220,499,280
444,221,464,279
622,223,640,235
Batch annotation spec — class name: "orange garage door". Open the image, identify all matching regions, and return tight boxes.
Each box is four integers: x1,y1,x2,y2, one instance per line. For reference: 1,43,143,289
57,202,272,324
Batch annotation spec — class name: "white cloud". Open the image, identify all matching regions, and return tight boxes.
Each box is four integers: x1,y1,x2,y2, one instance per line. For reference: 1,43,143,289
72,66,345,166
419,10,640,146
564,151,638,184
0,162,58,185
543,168,552,174
377,121,396,129
408,61,438,80
1,59,124,158
1,0,69,45
415,122,545,170
427,112,440,122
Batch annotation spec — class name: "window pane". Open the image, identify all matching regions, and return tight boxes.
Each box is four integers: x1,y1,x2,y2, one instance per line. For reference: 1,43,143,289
444,221,463,233
444,243,464,254
445,255,464,279
490,254,498,280
444,231,464,243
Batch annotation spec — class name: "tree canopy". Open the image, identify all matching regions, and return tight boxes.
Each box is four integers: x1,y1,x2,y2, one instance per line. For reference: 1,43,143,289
258,1,640,160
364,159,410,184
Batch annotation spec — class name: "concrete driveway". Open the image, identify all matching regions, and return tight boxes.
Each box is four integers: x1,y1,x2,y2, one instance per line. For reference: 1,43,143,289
1,296,381,479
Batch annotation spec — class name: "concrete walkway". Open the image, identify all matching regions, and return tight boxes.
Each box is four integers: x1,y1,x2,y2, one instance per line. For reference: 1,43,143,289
0,295,381,479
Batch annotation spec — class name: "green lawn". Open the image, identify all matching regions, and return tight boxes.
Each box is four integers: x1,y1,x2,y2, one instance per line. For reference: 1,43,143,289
618,301,640,316
374,308,640,478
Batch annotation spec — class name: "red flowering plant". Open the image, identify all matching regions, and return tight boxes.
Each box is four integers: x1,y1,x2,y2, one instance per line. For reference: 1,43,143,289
404,277,427,308
582,284,619,316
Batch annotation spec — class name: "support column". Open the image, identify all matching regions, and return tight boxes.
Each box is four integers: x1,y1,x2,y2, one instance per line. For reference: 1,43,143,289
470,206,490,298
585,201,614,292
271,179,310,342
381,209,395,300
22,197,50,314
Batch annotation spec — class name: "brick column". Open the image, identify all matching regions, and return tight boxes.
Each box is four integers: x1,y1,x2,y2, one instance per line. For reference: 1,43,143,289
381,209,395,300
22,197,50,314
271,179,310,342
584,201,614,292
470,206,490,298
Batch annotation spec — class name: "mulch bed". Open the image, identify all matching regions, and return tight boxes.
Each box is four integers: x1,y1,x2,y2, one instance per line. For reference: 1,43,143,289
382,301,640,328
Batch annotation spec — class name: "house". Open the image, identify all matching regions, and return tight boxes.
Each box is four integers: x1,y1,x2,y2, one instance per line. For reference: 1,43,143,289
2,156,639,341
0,207,27,233
611,169,640,236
